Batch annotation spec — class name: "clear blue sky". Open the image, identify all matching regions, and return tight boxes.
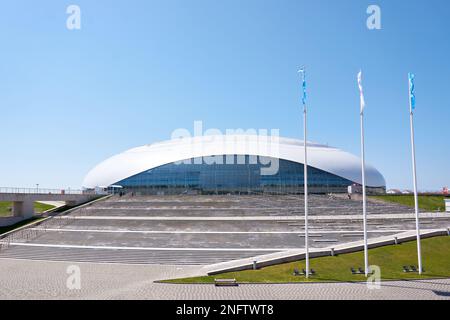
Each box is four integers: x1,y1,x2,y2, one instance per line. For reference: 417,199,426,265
0,0,448,191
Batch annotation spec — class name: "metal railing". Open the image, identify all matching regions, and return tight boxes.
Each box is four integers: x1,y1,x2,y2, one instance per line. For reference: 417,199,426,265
0,187,104,195
0,206,91,252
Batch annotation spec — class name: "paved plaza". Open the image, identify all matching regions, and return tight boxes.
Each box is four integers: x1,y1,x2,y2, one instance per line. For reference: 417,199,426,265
0,259,448,300
0,195,449,300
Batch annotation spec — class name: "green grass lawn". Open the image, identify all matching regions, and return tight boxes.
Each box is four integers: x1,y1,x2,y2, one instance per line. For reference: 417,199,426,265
0,202,56,217
162,236,450,284
34,202,56,213
371,195,448,212
0,202,13,217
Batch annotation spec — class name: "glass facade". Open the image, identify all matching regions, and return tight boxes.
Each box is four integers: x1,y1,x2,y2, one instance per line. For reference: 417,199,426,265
114,155,356,195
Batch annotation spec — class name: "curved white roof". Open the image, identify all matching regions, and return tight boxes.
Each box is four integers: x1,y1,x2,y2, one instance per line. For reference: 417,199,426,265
83,135,385,188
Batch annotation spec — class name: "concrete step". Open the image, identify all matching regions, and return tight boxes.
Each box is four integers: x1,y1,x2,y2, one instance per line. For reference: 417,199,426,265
0,245,276,265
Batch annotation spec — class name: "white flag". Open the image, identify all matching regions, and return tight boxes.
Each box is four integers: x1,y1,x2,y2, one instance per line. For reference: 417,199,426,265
357,70,365,114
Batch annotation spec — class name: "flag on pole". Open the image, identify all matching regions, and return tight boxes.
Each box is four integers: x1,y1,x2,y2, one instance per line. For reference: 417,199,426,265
357,69,369,276
298,68,307,109
408,71,423,274
409,72,416,112
357,70,365,114
298,67,310,277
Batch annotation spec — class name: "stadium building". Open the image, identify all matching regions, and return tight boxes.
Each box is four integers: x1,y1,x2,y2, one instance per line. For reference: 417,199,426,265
83,135,386,195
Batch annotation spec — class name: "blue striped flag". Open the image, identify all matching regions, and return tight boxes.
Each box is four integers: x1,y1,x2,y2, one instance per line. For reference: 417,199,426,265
409,73,416,111
298,68,307,109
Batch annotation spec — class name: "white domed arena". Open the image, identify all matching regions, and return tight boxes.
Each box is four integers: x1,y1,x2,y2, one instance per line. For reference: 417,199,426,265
83,134,386,195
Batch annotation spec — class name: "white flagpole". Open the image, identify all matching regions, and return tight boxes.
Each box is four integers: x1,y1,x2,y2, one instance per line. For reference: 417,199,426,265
360,110,369,277
299,68,309,278
408,74,423,274
304,99,310,278
358,70,369,277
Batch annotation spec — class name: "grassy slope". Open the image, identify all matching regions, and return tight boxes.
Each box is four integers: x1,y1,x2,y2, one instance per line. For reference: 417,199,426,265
0,202,55,217
34,202,56,213
0,217,44,235
371,195,448,212
162,236,450,283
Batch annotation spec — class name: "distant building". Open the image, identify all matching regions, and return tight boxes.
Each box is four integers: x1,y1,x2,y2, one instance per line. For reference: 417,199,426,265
83,135,386,195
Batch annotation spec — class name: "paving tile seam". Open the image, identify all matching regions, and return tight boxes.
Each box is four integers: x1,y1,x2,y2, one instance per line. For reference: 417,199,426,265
29,228,416,234
8,243,288,252
59,213,447,221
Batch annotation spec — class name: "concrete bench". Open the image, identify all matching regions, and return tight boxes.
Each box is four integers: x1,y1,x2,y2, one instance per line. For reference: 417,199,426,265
214,279,238,287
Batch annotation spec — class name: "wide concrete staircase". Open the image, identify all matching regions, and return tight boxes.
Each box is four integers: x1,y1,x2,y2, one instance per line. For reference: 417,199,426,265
0,195,447,265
